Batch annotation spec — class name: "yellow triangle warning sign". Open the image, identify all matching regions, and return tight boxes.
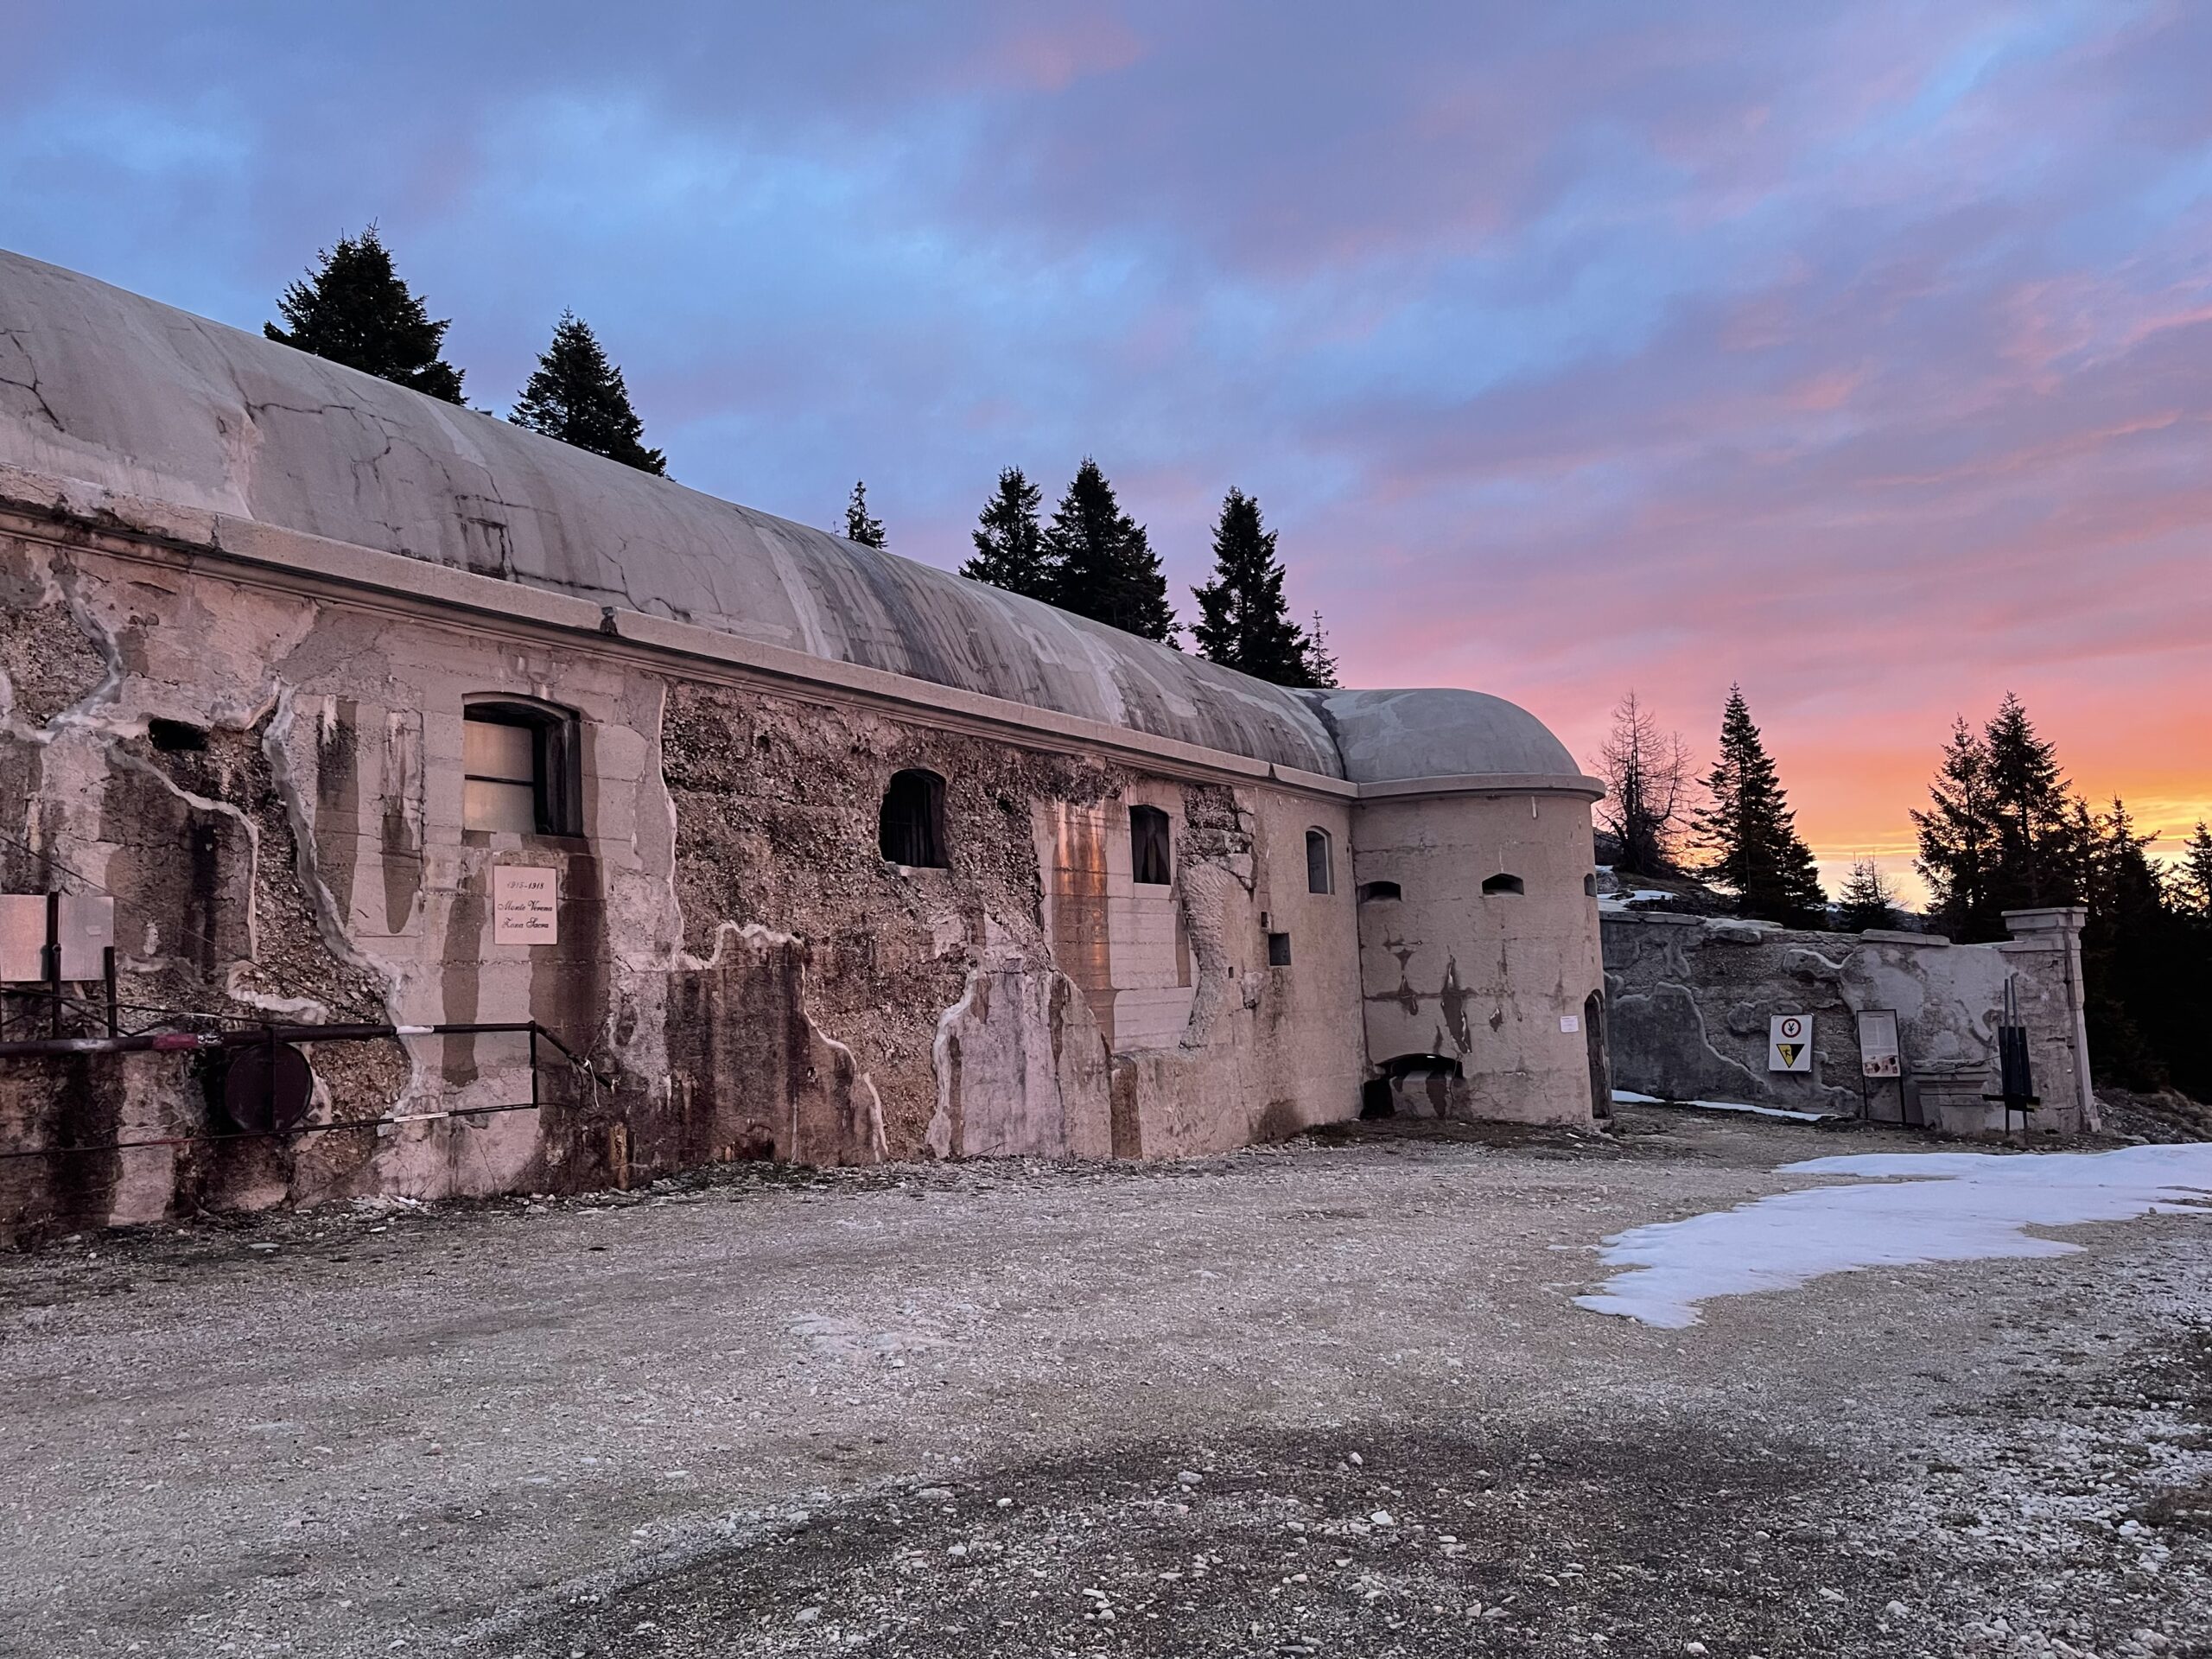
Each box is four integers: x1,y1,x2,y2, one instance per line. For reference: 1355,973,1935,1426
1777,1041,1804,1068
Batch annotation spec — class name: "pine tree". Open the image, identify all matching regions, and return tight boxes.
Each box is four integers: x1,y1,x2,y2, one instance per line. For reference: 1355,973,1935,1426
510,312,666,474
1911,717,2001,941
1190,488,1323,685
1916,696,2085,942
1595,690,1693,877
1692,686,1827,926
1981,691,2079,912
1300,611,1340,690
264,226,466,403
843,480,886,549
2074,798,2175,1090
2183,822,2212,917
1834,859,1900,932
1045,460,1177,642
960,468,1053,598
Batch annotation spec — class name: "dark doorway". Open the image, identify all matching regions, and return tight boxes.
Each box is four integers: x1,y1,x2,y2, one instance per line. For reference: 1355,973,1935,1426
1362,1052,1463,1120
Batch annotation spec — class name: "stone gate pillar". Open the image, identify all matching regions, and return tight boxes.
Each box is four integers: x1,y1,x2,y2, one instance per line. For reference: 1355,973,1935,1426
2000,907,2096,1135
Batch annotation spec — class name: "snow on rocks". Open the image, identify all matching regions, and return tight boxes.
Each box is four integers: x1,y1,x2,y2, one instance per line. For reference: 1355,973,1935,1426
1578,1142,2212,1327
1611,1090,1838,1123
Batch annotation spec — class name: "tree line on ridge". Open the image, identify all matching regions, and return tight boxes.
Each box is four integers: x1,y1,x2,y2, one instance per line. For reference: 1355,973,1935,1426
263,226,1333,690
1600,686,2212,1101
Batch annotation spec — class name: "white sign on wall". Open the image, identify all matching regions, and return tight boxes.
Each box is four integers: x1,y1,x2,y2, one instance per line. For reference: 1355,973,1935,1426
1857,1009,1902,1078
1560,1014,1580,1033
1769,1014,1814,1073
0,894,116,982
492,866,559,946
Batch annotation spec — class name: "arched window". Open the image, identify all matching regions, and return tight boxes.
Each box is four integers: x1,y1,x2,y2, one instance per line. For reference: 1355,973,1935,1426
464,698,582,836
1305,830,1333,894
880,769,948,868
1357,880,1402,903
1129,805,1172,885
1584,873,1598,897
1481,873,1525,896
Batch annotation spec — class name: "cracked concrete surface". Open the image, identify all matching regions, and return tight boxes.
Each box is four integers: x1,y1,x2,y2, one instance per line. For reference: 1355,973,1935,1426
0,524,1368,1234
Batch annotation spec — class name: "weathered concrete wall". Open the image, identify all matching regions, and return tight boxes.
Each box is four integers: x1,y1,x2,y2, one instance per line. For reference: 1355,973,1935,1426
0,525,1368,1239
1108,784,1367,1158
1351,792,1607,1127
1601,910,2095,1135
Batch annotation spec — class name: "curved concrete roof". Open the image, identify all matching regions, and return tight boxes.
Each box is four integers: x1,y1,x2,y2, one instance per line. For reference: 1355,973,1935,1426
1304,689,1593,792
0,248,1595,795
0,250,1339,774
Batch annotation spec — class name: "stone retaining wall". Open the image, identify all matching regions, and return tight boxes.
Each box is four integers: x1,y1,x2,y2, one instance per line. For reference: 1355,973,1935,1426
1600,908,2094,1136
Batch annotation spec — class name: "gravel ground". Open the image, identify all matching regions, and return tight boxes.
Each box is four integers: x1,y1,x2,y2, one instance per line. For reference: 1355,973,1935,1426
1,1107,2207,1659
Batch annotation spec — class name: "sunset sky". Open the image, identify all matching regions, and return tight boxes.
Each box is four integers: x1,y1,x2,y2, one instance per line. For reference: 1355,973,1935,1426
6,3,2208,899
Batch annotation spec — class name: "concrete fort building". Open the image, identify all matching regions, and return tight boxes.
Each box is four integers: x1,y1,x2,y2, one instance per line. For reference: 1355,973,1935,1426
0,250,1606,1236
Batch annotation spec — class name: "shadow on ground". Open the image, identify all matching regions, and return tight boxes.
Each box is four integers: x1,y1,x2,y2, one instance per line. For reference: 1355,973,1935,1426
492,1418,1915,1657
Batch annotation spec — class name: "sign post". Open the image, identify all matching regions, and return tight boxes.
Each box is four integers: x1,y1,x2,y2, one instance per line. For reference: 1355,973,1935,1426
1768,1013,1813,1074
1855,1008,1902,1122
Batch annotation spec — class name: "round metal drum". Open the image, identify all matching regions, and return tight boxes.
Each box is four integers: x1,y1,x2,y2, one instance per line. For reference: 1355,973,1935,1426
223,1041,314,1134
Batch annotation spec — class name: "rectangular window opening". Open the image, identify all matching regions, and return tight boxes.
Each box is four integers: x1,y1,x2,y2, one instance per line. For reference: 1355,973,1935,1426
1305,830,1333,895
464,703,582,836
1129,804,1172,886
1266,931,1293,967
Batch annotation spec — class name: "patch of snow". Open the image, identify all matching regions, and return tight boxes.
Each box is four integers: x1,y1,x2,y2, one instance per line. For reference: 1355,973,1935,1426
1597,889,1677,908
1576,1143,2212,1329
1609,1090,1834,1123
1679,1098,1834,1124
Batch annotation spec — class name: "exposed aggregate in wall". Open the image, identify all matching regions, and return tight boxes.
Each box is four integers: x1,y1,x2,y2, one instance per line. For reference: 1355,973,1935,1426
0,541,410,1236
658,678,1129,1164
0,524,1370,1240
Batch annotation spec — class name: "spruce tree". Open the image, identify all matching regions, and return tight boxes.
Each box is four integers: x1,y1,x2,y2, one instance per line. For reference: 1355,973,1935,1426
843,480,887,549
1981,691,2079,912
1692,686,1827,927
2073,798,2174,1090
264,226,466,403
1300,611,1340,690
1190,488,1320,685
1911,717,2001,940
1045,460,1178,642
510,312,666,474
1834,859,1900,932
960,468,1053,598
2183,822,2212,917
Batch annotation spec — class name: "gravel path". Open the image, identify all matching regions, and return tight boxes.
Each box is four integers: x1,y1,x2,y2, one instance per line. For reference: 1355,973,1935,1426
1,1108,2205,1657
